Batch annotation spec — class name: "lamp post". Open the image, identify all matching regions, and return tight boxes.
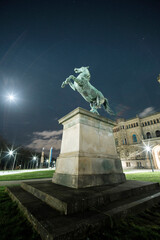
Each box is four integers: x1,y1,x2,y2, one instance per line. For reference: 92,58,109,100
33,157,36,169
33,156,38,169
12,152,17,170
146,146,154,172
8,149,17,171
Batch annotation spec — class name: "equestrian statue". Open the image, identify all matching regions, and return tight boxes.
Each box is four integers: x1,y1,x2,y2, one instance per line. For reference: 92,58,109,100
61,66,114,115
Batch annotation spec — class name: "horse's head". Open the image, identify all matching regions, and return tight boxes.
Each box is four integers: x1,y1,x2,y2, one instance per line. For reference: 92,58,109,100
74,66,89,73
74,66,90,81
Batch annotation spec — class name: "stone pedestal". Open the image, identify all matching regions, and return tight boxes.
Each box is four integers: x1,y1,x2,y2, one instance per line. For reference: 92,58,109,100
52,107,126,188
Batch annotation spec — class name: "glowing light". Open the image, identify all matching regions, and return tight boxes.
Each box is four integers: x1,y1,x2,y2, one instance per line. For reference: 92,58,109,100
33,156,37,160
9,150,14,156
146,146,151,152
5,147,18,159
7,94,16,102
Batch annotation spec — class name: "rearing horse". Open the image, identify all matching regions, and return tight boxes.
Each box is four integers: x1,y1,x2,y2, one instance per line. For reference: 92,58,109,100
61,66,114,115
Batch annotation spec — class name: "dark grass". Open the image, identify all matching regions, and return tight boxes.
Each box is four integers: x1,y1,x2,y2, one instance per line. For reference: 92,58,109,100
87,172,160,240
0,186,41,240
88,204,160,240
0,170,54,181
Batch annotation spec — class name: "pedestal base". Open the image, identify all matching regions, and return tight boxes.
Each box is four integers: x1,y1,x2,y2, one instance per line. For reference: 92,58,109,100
7,180,160,239
53,172,126,188
52,108,126,188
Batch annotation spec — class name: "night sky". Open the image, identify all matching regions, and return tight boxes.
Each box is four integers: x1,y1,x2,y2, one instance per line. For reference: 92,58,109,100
0,0,160,156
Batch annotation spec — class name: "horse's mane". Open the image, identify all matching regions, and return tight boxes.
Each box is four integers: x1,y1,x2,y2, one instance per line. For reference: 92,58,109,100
83,68,91,81
83,73,91,81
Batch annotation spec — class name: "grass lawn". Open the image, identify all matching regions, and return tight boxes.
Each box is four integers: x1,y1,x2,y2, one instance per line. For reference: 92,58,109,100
126,171,160,184
0,170,54,181
0,186,41,240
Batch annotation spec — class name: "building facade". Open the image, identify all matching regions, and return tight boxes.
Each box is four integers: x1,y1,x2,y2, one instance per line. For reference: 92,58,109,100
113,112,160,169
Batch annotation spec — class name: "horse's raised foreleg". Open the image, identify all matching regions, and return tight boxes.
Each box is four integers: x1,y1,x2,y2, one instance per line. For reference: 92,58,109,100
61,75,76,89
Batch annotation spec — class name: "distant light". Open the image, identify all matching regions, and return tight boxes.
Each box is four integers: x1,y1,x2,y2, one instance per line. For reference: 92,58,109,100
33,156,37,160
9,150,14,156
146,146,151,152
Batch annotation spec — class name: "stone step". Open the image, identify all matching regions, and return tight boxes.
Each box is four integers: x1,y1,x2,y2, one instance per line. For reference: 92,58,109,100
92,189,160,220
6,184,160,240
21,180,160,215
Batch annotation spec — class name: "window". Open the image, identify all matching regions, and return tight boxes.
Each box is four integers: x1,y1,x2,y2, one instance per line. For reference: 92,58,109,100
154,119,156,124
126,162,131,167
131,124,133,128
132,134,137,143
137,162,142,168
125,138,127,145
157,119,159,123
147,121,150,125
136,122,138,126
156,130,160,137
145,122,147,126
146,132,152,139
150,120,153,125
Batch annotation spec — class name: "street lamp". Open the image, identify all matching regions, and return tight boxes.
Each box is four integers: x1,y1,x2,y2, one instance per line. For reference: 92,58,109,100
9,150,14,156
146,146,154,172
8,149,17,171
32,156,38,168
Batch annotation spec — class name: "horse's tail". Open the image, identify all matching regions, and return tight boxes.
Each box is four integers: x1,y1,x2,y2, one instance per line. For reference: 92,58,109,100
103,98,115,115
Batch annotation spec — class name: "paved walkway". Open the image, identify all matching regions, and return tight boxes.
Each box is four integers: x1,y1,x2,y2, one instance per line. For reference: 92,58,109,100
0,178,52,186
